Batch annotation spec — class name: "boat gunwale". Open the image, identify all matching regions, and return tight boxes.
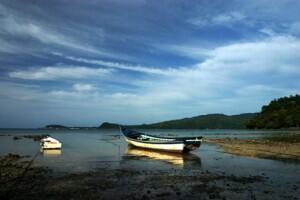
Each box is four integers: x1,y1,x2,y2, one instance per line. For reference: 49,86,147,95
125,135,187,145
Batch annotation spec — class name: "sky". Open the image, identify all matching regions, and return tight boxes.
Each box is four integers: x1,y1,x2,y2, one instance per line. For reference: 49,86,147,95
1,0,300,128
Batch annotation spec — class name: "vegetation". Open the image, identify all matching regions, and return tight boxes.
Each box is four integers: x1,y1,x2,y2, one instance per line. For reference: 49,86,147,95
247,95,300,129
99,113,256,129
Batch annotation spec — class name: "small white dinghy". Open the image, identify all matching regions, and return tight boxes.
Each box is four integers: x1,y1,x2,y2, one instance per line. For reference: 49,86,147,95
40,136,62,149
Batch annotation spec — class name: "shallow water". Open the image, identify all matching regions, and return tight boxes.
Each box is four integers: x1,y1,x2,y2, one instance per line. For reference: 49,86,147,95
0,129,299,174
1,128,300,199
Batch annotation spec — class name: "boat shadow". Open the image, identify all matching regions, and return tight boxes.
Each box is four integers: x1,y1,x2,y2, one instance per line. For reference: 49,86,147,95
121,145,202,169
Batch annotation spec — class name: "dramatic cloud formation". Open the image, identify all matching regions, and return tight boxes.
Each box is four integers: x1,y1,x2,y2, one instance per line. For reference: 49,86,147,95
0,0,300,127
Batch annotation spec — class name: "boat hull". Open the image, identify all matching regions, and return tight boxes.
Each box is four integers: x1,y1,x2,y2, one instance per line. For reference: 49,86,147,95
125,137,185,153
121,126,202,153
40,142,62,149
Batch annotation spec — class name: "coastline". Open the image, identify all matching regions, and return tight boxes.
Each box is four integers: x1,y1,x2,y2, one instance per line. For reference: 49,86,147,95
205,134,300,161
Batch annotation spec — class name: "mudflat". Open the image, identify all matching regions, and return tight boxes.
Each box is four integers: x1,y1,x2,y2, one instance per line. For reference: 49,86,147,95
1,152,300,200
0,153,280,200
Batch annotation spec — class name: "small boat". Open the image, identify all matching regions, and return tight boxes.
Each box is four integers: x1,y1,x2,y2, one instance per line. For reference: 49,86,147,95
120,126,202,153
40,136,62,150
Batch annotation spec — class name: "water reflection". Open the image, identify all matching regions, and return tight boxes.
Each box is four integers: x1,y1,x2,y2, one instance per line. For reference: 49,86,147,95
40,149,62,156
123,146,201,169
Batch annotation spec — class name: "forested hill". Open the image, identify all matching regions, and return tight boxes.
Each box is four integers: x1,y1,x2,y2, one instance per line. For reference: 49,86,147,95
99,113,256,129
247,95,300,129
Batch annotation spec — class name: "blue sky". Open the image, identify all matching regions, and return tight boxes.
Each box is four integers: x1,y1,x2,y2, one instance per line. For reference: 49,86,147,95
1,0,300,128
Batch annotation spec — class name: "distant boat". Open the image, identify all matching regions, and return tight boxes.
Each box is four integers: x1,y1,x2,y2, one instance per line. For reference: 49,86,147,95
120,126,202,153
40,136,62,149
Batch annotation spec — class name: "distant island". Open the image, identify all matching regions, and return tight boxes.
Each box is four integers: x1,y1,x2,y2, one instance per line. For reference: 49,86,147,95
45,124,69,129
46,94,300,130
99,113,257,129
44,124,97,130
247,95,300,129
100,94,300,129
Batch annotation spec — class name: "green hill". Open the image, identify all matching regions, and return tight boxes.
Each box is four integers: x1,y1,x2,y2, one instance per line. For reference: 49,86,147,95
99,113,256,129
45,124,68,129
247,95,300,129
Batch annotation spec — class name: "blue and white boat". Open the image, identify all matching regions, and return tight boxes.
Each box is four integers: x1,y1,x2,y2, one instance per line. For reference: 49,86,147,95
120,126,202,153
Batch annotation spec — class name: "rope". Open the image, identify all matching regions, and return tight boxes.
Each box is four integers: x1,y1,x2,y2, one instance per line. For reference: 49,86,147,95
5,150,41,199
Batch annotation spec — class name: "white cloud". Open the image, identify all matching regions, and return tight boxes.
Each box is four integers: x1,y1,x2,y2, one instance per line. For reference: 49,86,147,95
73,83,96,92
0,3,127,59
1,16,110,56
206,35,300,74
259,28,276,36
9,66,112,80
57,54,181,76
188,11,246,27
52,35,300,110
212,12,246,25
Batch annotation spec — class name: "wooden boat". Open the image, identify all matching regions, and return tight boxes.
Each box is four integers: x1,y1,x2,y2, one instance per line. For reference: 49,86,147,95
40,136,62,150
120,126,202,153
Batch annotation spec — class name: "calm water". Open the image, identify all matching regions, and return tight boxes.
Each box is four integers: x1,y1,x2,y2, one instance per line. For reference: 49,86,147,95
0,129,299,174
1,128,300,198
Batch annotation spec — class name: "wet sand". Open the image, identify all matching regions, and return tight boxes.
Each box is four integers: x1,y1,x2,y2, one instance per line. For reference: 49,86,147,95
0,153,271,200
1,153,300,200
205,134,300,161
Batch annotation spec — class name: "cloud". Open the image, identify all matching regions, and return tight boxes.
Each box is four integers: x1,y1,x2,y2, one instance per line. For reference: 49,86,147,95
158,45,210,60
9,66,112,80
259,28,276,36
50,35,300,108
73,83,96,92
0,82,43,101
289,22,300,36
8,35,300,111
188,11,246,27
0,16,109,56
213,12,246,24
206,35,300,74
0,3,129,59
56,54,181,76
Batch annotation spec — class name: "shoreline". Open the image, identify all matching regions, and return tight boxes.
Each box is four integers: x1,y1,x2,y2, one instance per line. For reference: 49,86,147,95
0,153,277,200
205,135,300,161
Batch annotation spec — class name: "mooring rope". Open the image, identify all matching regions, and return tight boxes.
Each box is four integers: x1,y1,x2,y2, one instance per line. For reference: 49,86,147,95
5,149,41,199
